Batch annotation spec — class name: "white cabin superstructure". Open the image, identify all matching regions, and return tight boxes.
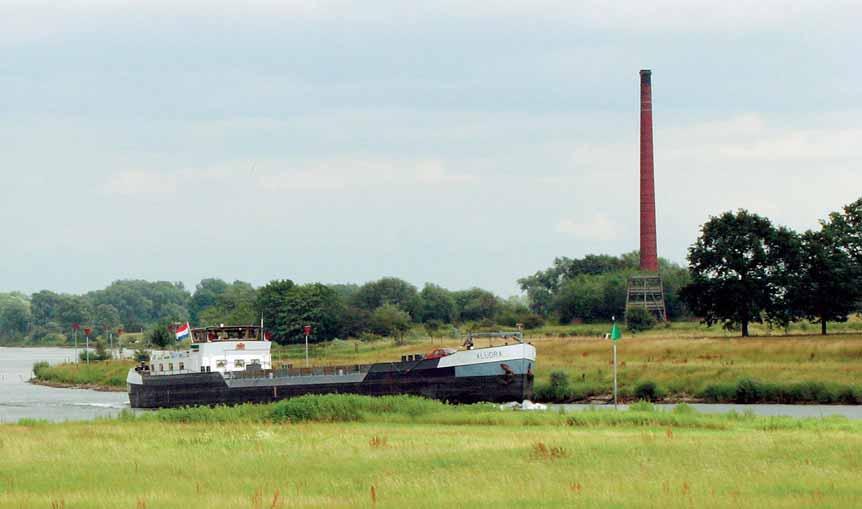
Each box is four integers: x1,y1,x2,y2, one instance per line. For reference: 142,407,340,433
149,325,272,376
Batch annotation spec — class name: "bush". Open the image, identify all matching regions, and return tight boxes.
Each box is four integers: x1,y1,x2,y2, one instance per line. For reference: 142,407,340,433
546,371,570,401
628,401,656,412
32,361,49,377
270,394,444,423
633,380,663,402
700,383,736,403
734,378,762,403
79,341,111,362
626,307,657,333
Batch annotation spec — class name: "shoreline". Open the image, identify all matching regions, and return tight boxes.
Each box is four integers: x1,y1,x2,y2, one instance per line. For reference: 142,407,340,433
28,378,126,393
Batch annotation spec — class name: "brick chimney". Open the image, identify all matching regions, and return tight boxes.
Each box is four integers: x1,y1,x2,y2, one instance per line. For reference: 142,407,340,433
639,69,659,272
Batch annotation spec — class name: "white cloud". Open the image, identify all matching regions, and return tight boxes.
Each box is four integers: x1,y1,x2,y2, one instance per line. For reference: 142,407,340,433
257,172,347,191
555,215,620,241
104,171,177,196
415,162,478,184
3,0,859,45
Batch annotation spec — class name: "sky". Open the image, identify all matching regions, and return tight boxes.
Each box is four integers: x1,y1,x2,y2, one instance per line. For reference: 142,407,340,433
2,1,861,297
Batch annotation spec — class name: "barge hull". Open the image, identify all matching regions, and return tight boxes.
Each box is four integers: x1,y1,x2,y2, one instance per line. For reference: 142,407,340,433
129,372,532,408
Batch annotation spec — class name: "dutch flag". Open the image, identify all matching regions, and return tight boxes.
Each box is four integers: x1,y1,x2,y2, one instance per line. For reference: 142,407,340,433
175,322,191,341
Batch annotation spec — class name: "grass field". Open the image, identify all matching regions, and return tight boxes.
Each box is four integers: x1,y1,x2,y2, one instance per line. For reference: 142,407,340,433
2,397,861,508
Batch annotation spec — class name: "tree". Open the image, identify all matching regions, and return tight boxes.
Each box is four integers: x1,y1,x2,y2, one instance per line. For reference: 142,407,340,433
197,281,257,325
88,280,190,330
453,288,499,322
827,197,862,266
93,304,121,335
519,252,691,321
416,283,456,323
680,210,801,337
189,278,229,323
352,278,420,317
0,294,31,339
369,303,412,344
256,279,295,337
789,227,859,335
147,322,173,348
553,275,604,323
275,283,344,344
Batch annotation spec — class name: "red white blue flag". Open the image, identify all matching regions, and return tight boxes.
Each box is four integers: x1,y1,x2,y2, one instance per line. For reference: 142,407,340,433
175,322,191,340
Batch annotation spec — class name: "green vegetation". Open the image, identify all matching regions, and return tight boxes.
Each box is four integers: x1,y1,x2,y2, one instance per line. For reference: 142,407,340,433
683,199,862,336
2,396,862,508
32,359,133,390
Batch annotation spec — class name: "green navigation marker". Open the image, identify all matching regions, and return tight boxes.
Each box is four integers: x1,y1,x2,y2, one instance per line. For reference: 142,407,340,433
610,322,622,341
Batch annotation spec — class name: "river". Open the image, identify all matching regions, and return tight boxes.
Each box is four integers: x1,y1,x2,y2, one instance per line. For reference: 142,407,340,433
1,347,861,422
0,347,130,423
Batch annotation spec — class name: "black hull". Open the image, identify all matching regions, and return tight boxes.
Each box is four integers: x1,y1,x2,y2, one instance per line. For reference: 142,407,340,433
129,371,533,409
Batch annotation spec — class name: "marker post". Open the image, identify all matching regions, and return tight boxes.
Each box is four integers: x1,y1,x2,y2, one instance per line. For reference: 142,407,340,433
303,325,312,368
609,317,622,409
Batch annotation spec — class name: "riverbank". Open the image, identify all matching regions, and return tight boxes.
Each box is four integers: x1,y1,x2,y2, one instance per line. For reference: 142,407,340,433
2,396,861,508
32,359,134,391
28,378,126,392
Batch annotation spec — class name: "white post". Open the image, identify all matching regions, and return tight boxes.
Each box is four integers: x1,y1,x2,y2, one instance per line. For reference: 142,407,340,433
74,329,78,364
305,334,309,368
613,341,618,409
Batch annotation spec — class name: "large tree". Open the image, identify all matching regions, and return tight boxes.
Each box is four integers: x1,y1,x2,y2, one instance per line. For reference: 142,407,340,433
87,280,190,330
256,279,295,335
681,210,801,337
789,221,860,335
452,288,499,322
352,277,420,317
416,283,456,323
275,283,344,343
189,278,229,323
0,293,31,340
197,281,258,326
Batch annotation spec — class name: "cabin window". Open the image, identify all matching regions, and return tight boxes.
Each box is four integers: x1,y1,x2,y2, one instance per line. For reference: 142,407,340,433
216,360,226,368
179,362,185,371
234,359,245,368
206,366,211,372
200,367,205,373
168,363,174,371
159,364,164,372
250,359,260,366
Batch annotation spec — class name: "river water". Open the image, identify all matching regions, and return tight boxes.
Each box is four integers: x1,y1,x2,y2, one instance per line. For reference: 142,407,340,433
1,347,861,422
0,347,130,423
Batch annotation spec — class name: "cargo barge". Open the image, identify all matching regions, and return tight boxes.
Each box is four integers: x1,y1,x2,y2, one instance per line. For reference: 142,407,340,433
127,326,535,408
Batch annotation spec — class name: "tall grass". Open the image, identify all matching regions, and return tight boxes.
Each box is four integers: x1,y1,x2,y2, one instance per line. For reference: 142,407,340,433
3,395,862,508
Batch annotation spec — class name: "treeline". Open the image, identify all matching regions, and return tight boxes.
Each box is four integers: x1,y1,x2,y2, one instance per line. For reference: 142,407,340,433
518,251,691,323
0,277,543,346
680,197,862,336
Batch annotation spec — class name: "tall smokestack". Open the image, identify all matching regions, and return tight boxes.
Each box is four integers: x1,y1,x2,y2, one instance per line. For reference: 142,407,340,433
639,69,659,272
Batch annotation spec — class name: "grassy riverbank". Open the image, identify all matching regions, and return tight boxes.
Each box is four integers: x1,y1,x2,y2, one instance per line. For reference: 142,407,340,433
31,360,133,391
29,329,862,403
2,396,861,508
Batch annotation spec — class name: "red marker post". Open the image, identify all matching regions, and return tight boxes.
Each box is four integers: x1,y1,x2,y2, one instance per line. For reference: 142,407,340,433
303,325,312,368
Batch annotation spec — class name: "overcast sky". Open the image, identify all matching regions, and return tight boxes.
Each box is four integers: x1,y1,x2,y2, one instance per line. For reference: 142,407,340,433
2,1,861,297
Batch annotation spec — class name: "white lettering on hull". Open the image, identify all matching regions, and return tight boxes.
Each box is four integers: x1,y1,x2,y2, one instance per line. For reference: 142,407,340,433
437,343,536,368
